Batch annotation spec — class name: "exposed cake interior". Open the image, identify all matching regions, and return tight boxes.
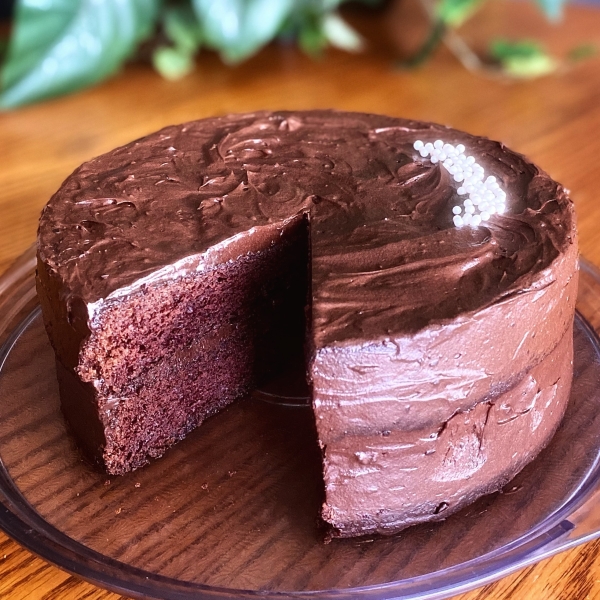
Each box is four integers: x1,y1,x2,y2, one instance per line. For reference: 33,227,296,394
73,214,309,474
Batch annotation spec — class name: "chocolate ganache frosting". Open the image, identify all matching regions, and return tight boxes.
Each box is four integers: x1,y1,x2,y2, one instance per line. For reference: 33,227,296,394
37,110,578,537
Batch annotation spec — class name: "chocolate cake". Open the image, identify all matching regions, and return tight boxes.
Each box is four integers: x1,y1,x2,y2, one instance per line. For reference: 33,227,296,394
36,110,578,538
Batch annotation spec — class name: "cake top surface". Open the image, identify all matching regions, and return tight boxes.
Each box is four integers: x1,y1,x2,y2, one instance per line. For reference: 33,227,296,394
38,110,576,346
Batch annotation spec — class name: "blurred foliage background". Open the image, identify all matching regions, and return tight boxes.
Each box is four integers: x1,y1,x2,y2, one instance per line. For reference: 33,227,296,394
0,0,594,110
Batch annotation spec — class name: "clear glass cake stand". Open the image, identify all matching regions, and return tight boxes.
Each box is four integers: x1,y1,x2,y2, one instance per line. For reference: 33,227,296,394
1,245,600,600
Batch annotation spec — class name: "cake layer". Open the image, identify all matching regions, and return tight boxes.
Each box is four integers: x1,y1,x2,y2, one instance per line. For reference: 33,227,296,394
52,214,308,473
322,323,574,537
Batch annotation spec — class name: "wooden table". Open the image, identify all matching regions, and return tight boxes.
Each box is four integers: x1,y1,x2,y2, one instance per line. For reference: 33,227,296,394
1,2,600,598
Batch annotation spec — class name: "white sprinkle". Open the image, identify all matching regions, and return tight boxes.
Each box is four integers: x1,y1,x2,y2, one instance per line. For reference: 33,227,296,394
415,137,507,227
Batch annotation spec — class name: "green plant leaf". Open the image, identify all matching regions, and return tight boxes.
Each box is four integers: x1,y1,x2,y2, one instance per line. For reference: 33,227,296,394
568,43,597,63
152,45,195,80
298,19,327,57
322,12,363,52
490,39,557,78
192,0,294,63
163,3,203,54
0,0,160,109
436,0,487,27
504,53,557,78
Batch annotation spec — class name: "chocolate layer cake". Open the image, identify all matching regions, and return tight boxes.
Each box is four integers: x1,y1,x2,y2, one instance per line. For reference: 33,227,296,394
36,110,578,538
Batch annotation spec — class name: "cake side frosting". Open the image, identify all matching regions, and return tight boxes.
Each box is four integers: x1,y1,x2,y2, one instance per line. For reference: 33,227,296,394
321,323,574,536
312,240,578,437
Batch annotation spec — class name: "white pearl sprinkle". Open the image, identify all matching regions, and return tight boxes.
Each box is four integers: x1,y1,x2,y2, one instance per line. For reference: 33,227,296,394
414,138,507,227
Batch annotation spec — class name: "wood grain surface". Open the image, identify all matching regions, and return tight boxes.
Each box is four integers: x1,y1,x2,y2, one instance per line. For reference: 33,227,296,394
1,1,600,598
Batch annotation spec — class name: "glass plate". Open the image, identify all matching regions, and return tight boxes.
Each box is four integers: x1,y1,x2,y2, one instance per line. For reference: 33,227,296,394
1,245,600,600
